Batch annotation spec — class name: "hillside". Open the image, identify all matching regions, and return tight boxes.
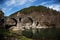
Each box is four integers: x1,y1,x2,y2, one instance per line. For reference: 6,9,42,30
9,6,60,28
10,6,60,17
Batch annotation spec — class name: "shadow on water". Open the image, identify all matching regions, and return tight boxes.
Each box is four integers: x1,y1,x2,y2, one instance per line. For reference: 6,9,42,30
22,28,60,40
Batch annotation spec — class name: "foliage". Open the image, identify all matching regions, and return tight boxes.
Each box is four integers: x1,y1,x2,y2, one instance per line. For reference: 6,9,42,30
18,36,32,40
0,10,4,18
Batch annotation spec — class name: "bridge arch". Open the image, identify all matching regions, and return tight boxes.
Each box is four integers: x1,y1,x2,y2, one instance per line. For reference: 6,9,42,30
5,18,17,30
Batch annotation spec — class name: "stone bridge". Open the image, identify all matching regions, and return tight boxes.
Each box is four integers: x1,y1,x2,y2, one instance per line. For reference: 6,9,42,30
4,16,50,32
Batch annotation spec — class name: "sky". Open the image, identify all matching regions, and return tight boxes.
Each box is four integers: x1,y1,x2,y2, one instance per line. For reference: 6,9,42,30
0,0,60,16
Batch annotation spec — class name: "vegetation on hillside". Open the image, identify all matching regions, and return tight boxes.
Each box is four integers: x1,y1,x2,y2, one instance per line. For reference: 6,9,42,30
10,5,60,16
